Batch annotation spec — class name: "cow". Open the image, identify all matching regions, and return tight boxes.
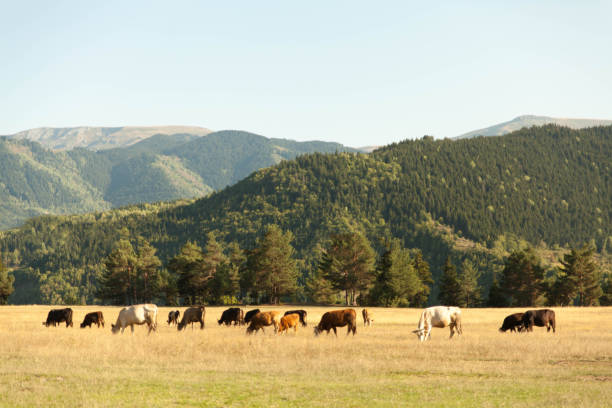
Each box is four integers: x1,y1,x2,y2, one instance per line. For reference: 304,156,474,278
244,309,261,324
43,308,73,328
499,313,524,333
218,307,244,326
167,310,180,326
246,311,280,335
412,306,462,342
80,311,105,328
314,309,357,337
178,306,206,331
522,309,556,333
111,304,158,334
278,313,300,334
284,310,307,327
362,308,373,327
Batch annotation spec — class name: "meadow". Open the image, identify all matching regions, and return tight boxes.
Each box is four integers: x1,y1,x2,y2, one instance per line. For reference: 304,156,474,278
0,306,610,407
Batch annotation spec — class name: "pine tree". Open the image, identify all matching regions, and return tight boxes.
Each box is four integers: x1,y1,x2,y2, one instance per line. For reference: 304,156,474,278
458,259,481,307
412,250,433,306
500,247,545,306
249,225,298,304
319,231,375,306
167,241,206,305
556,245,602,306
98,239,138,305
0,258,14,305
486,278,508,307
438,257,461,305
135,238,162,303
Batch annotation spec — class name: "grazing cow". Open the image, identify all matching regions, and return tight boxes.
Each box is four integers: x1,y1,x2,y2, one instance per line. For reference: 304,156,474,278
111,304,158,334
522,309,556,333
178,306,206,331
218,307,244,326
80,311,105,328
284,310,307,327
412,306,462,342
167,310,180,326
246,311,280,335
244,309,261,324
278,313,300,334
314,309,357,336
499,313,524,333
43,308,73,328
362,308,373,327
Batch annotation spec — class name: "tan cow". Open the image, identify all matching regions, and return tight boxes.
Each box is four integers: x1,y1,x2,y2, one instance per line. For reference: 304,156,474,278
246,311,280,334
177,306,206,331
278,313,300,334
111,304,158,334
362,308,373,327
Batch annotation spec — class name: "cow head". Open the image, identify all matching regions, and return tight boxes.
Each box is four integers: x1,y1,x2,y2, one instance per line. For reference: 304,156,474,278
246,325,255,335
313,326,321,336
412,329,427,342
111,324,120,334
177,322,185,331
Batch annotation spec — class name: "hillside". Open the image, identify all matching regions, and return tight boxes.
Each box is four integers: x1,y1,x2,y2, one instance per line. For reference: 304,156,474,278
455,115,612,139
1,124,610,304
0,131,356,229
5,126,212,151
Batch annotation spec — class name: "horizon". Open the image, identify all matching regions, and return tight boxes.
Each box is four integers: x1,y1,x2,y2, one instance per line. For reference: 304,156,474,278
2,2,611,146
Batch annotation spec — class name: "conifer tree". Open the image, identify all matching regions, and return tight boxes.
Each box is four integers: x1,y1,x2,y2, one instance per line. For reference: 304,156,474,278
458,259,481,307
249,225,298,304
412,250,433,306
0,258,14,305
98,239,138,305
556,245,602,306
167,241,206,304
438,256,461,305
500,247,545,306
319,231,375,305
135,238,162,303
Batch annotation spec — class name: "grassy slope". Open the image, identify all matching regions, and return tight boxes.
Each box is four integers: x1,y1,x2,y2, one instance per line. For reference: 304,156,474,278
0,306,610,407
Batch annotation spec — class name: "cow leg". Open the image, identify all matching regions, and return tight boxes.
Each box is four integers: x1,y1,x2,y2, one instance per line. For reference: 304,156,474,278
333,327,337,337
130,324,135,334
200,320,204,330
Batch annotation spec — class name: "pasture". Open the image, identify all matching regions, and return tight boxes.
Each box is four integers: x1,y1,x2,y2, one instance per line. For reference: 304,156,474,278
0,306,611,407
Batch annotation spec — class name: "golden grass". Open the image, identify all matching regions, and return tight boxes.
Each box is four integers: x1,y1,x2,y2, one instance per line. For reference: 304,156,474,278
1,306,611,407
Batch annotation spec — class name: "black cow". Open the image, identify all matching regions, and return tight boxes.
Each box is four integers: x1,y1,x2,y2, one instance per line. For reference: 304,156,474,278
167,310,180,326
499,313,524,333
522,309,556,333
218,308,244,326
43,308,73,327
244,309,261,324
284,310,307,327
80,311,105,328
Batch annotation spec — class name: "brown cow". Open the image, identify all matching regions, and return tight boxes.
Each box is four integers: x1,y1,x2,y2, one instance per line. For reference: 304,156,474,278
278,313,300,334
246,311,280,335
284,310,307,327
499,313,524,333
314,309,357,336
362,308,373,327
218,307,244,326
167,310,180,326
177,306,206,331
80,311,105,328
522,309,556,333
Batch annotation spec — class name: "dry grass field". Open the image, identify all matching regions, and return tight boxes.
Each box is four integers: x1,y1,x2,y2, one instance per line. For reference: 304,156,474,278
0,306,611,407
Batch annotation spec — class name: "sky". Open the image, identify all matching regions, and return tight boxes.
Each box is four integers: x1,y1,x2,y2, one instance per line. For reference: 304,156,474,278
1,1,612,147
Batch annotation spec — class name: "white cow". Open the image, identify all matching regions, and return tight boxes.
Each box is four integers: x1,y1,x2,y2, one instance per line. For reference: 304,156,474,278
412,306,462,342
111,304,158,334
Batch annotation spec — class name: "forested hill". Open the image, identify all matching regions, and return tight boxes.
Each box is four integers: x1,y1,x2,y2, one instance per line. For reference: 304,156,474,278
1,125,610,304
0,131,355,229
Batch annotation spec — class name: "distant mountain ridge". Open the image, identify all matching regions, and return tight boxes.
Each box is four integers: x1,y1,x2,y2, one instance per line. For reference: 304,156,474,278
0,130,356,229
455,115,612,139
5,126,213,151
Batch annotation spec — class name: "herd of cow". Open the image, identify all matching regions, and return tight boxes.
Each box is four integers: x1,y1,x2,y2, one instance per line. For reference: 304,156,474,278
42,305,557,340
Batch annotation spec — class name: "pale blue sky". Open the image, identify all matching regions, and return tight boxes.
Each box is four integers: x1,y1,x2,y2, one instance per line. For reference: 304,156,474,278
1,1,611,147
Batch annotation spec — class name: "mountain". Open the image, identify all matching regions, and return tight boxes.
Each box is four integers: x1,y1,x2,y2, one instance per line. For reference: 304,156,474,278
455,115,612,139
5,126,212,151
2,124,610,304
0,130,356,229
